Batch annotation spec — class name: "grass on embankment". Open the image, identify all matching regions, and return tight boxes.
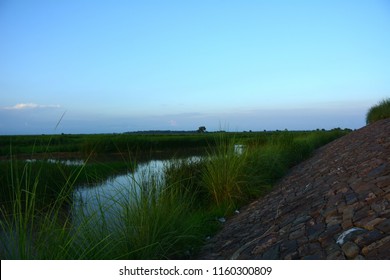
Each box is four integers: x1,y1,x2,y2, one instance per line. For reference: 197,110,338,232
366,98,390,124
0,129,349,259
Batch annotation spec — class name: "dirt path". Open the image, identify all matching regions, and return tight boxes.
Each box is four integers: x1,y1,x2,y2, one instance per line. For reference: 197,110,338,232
198,119,390,259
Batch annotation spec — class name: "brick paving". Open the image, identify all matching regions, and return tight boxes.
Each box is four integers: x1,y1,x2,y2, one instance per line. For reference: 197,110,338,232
198,119,390,259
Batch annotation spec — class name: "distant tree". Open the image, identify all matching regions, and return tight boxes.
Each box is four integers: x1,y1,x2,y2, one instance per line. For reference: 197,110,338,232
197,126,206,133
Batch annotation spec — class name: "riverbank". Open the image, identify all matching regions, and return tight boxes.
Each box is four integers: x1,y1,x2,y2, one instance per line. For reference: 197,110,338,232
198,118,390,259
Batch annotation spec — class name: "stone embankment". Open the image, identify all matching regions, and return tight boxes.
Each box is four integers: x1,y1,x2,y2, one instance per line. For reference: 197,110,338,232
198,119,390,259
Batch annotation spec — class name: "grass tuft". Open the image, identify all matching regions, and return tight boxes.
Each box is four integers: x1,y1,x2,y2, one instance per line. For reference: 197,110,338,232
366,98,390,124
202,136,247,209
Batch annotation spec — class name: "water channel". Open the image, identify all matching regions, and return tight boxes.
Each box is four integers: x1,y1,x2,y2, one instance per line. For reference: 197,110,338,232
71,145,245,228
72,155,203,229
1,145,245,257
0,155,202,257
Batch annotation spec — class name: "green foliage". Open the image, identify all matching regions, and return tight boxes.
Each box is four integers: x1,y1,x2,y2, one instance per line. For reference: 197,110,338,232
366,98,390,124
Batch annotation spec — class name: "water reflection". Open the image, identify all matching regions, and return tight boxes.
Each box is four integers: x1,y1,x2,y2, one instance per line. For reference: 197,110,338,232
72,157,201,228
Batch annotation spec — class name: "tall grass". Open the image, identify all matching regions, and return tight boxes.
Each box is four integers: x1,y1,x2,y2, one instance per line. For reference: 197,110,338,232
366,98,390,124
117,176,202,259
0,159,134,214
0,159,76,259
202,137,247,209
0,158,205,259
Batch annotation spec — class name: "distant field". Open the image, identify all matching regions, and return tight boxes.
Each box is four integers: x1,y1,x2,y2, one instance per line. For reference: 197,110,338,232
0,129,351,158
0,132,213,157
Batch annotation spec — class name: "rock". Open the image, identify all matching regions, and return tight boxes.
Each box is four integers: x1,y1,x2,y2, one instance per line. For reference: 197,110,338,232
361,236,390,258
298,242,322,256
363,218,385,230
289,228,305,240
262,244,280,260
326,215,342,227
280,240,298,255
318,224,341,243
341,241,360,259
341,219,353,229
251,234,278,255
364,192,377,203
352,207,374,223
306,223,325,241
370,200,387,213
354,255,365,260
292,215,311,226
351,182,373,193
375,218,390,233
322,207,338,218
376,240,390,258
376,175,390,188
284,252,300,260
302,254,323,260
367,163,387,177
354,230,384,247
326,248,346,260
342,206,355,220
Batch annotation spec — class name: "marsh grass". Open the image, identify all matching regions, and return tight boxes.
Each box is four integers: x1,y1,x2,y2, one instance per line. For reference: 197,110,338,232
202,136,248,208
117,177,201,259
0,157,205,259
366,98,390,124
0,159,76,259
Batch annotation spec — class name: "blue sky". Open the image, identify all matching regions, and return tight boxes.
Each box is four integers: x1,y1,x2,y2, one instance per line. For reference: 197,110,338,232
1,0,389,134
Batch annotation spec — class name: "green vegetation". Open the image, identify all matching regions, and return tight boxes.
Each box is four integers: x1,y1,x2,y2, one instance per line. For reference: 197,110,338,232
0,129,349,259
0,133,216,157
202,138,248,208
366,98,390,124
0,159,134,213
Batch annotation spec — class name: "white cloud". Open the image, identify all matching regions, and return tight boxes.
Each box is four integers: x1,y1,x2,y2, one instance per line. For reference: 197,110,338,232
3,103,61,110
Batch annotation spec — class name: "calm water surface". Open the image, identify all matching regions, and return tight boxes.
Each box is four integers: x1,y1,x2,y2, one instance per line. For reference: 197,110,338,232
72,156,201,227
